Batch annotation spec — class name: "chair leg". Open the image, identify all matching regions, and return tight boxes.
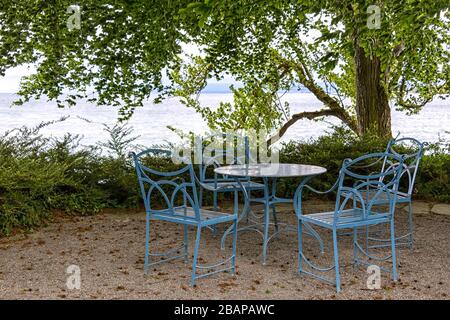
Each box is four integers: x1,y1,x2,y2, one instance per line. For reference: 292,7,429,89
246,190,251,224
390,221,398,281
144,213,151,274
407,201,414,249
365,225,369,252
213,191,218,211
231,221,238,274
199,188,203,208
210,191,219,236
191,226,202,286
297,219,303,274
233,190,239,215
183,224,189,263
352,227,358,266
332,229,341,292
262,201,270,265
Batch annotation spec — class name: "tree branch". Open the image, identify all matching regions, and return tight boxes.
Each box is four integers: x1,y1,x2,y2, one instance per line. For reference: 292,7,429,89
265,55,359,146
279,56,358,132
267,109,338,145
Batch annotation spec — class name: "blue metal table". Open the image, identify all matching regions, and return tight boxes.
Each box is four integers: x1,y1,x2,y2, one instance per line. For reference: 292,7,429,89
215,163,327,264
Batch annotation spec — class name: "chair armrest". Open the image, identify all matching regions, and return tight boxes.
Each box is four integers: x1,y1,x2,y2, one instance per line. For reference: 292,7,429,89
293,177,340,217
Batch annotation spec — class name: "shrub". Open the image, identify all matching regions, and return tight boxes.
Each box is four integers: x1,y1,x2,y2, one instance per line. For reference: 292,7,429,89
0,120,139,235
0,122,448,236
278,128,450,202
414,142,450,202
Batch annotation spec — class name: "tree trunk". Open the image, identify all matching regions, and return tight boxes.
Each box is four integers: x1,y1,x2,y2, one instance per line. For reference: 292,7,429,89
355,44,392,137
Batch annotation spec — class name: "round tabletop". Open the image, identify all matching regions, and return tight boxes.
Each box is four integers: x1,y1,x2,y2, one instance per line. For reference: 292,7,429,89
214,163,327,178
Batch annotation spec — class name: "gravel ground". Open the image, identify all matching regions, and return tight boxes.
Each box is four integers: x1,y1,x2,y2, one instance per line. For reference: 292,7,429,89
0,200,449,300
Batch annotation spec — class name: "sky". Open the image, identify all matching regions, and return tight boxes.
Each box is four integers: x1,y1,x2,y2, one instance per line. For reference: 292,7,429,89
0,65,36,93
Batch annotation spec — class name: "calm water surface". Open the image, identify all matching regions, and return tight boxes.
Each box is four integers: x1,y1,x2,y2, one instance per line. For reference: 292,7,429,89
0,93,448,147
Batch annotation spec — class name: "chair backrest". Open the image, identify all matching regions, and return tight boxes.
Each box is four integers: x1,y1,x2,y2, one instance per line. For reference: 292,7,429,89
131,149,201,221
335,152,405,224
381,137,424,197
198,133,250,183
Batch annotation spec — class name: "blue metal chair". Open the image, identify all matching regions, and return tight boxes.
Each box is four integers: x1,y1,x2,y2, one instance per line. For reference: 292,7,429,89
294,152,405,292
365,137,425,248
130,148,238,286
198,133,265,211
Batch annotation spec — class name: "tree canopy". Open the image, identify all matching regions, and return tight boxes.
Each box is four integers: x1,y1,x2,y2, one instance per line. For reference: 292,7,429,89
1,0,449,139
0,0,189,118
176,0,450,141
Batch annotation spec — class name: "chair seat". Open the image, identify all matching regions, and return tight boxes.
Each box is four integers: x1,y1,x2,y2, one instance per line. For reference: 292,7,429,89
299,208,391,229
202,180,265,191
341,188,410,204
151,206,236,226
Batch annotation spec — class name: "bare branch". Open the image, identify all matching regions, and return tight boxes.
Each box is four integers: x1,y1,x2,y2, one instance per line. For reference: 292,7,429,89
267,109,338,145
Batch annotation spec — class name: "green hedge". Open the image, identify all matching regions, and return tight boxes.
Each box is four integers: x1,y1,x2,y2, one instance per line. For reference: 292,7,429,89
278,128,450,203
0,123,448,236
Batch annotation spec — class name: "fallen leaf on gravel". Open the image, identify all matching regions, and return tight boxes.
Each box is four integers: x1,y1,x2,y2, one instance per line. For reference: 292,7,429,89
218,282,236,289
76,226,93,233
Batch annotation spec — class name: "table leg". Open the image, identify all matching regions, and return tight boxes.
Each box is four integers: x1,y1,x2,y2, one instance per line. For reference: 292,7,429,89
262,177,270,265
220,175,324,261
271,178,279,232
220,180,252,250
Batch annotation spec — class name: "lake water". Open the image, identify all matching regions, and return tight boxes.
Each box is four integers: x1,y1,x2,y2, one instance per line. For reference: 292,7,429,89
0,93,449,147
